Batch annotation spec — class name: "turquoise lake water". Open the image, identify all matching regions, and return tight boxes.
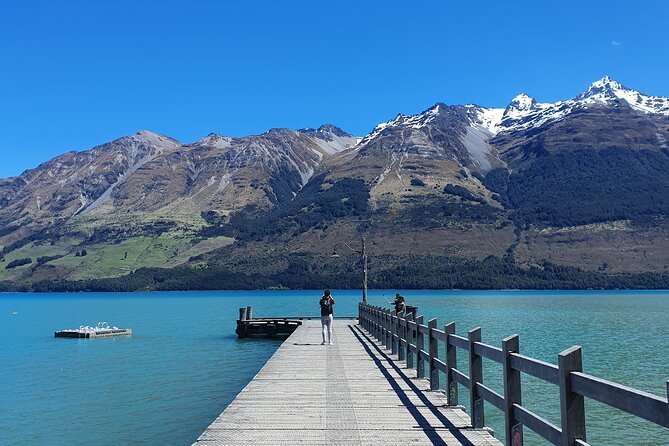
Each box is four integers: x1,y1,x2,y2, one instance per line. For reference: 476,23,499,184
1,290,668,446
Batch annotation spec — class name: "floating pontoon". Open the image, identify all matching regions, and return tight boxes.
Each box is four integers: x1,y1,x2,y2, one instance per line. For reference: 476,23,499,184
55,321,132,338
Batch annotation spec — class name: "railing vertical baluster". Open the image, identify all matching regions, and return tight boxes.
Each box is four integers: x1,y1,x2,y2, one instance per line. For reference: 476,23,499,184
559,346,586,446
503,335,523,446
371,307,375,337
380,309,385,345
406,313,414,369
373,307,378,339
468,327,484,429
383,309,390,350
385,310,391,349
445,322,458,406
428,318,439,390
372,307,378,338
362,304,366,330
381,309,386,347
398,311,406,361
390,310,397,355
361,303,365,329
416,315,425,378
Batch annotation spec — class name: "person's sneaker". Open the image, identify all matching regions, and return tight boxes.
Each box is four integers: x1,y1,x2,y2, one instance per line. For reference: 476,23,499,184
321,341,326,345
329,341,334,345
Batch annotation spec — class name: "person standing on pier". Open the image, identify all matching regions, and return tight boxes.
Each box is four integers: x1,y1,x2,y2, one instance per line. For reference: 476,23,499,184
393,293,405,314
320,289,335,345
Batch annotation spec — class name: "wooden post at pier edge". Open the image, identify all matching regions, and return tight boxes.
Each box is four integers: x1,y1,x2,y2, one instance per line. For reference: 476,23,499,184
445,322,458,406
468,327,484,429
558,346,586,446
428,318,439,390
502,334,522,446
415,315,425,379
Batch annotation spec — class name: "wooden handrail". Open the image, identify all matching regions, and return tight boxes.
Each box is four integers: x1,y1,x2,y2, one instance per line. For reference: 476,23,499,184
358,302,669,446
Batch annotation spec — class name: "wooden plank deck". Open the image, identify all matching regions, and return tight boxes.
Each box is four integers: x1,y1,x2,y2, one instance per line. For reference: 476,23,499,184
192,320,502,445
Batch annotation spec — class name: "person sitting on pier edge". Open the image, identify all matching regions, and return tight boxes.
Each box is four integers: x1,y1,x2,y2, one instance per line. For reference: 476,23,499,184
393,293,405,314
320,290,335,345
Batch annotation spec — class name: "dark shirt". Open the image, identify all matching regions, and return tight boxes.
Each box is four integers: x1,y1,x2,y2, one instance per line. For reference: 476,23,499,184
320,296,334,316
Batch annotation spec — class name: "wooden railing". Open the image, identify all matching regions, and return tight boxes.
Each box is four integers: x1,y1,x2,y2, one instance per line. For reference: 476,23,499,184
358,302,669,446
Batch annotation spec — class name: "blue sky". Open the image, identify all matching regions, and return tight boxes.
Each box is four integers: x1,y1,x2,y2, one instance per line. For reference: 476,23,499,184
1,0,668,177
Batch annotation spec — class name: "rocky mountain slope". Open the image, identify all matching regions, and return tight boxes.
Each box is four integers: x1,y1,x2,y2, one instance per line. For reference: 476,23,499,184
2,77,669,289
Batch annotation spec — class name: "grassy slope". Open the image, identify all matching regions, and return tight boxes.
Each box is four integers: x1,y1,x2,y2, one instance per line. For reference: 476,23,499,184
0,211,234,281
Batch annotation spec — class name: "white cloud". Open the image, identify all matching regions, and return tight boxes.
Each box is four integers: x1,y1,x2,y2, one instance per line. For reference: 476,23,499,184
611,40,622,47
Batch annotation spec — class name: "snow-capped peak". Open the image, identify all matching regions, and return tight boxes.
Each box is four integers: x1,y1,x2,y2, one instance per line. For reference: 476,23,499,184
502,93,540,122
496,76,669,134
508,93,537,111
577,75,627,100
573,76,669,115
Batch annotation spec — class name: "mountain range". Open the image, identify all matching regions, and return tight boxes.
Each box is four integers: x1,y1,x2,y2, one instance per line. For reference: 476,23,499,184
2,76,669,291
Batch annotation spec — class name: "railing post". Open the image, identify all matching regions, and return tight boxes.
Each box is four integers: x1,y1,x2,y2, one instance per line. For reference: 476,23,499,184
398,311,406,361
378,308,383,343
385,310,391,349
428,318,439,390
239,307,246,321
416,315,425,378
445,322,458,406
406,313,414,369
373,307,377,338
360,303,365,329
390,310,397,355
468,327,484,429
379,308,384,343
372,307,379,339
559,346,586,446
379,309,384,345
503,335,523,446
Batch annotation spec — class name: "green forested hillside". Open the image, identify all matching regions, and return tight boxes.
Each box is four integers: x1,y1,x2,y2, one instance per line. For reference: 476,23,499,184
485,148,669,227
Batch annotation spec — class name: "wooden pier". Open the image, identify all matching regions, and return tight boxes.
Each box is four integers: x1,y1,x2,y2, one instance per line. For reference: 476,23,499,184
194,319,501,445
196,302,669,446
